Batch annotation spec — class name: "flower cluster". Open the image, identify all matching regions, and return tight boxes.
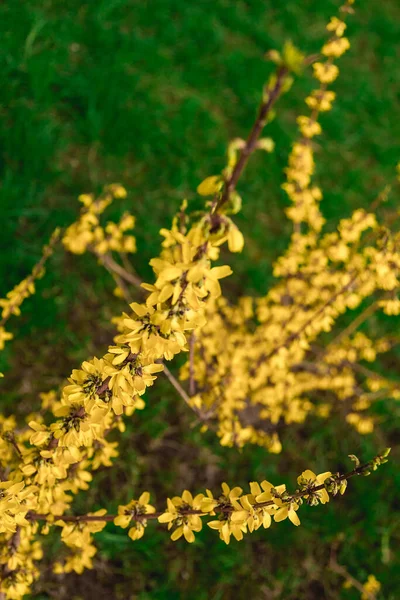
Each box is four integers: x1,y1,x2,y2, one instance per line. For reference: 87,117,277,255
62,184,136,255
114,492,156,540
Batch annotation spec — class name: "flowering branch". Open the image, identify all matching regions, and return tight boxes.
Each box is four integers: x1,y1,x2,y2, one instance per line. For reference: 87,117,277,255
26,449,390,526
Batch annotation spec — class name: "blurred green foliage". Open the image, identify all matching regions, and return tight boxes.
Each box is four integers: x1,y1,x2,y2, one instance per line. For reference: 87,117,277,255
0,0,399,598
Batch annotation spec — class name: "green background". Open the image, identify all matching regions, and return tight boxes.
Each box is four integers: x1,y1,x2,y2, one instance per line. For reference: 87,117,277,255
1,0,399,598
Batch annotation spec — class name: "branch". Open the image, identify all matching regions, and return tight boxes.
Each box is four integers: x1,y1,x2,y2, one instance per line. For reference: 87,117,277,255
27,452,388,525
163,364,192,408
214,66,289,213
99,253,144,291
98,254,135,303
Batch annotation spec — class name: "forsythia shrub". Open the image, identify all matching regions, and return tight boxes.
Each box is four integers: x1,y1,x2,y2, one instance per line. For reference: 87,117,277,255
0,1,396,597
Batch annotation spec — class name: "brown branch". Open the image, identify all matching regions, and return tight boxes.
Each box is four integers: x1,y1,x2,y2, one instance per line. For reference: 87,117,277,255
89,66,292,424
2,433,23,459
214,66,289,213
329,560,374,598
98,255,135,303
99,253,144,291
119,252,143,282
27,454,383,525
163,364,192,408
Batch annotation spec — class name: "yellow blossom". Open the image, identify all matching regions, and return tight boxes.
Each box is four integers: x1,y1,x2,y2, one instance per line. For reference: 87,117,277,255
362,575,381,599
114,491,156,541
158,490,205,543
313,62,339,84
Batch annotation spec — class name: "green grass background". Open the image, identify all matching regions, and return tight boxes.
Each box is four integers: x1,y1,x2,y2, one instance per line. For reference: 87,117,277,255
1,0,400,598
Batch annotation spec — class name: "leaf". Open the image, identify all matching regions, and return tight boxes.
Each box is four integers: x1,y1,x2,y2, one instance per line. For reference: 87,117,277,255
282,40,305,74
197,176,223,196
348,454,360,467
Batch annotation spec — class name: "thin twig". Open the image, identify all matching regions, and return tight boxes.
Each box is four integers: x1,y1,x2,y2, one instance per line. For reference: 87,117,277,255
98,254,135,303
100,253,143,290
329,541,376,599
214,66,289,213
163,364,192,408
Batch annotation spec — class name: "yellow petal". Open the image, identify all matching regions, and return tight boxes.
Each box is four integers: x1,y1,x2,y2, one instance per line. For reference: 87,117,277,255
183,526,195,543
228,227,244,253
207,520,222,531
171,526,183,541
158,512,174,523
274,507,288,522
221,522,231,544
250,482,261,497
209,266,232,280
300,470,316,482
263,512,272,529
288,509,300,526
182,490,193,505
139,491,150,506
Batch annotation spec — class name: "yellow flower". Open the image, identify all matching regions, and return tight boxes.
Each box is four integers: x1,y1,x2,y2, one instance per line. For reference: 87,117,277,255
326,16,347,37
297,470,332,504
297,116,322,138
0,480,38,534
63,186,135,255
273,500,301,526
28,421,52,447
106,183,128,198
53,543,97,575
253,480,286,504
313,62,339,84
0,326,13,350
206,483,248,544
362,575,381,599
114,492,156,541
207,512,248,544
305,90,336,112
322,37,350,58
158,490,205,543
239,488,273,532
56,510,107,548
